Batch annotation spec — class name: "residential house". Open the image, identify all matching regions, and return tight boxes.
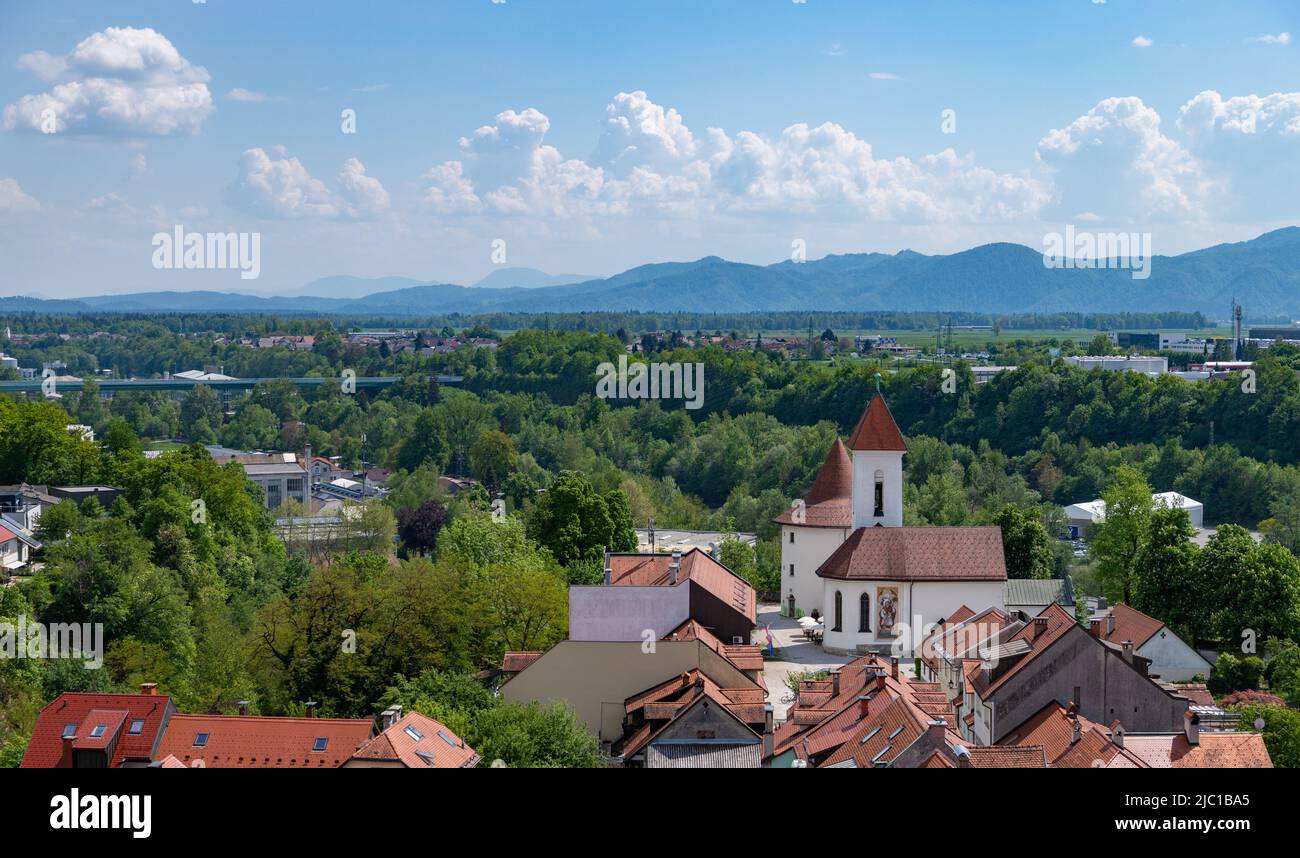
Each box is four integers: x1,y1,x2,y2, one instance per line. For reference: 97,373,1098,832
344,707,480,768
1092,602,1213,681
929,602,1191,744
614,670,771,768
568,548,757,646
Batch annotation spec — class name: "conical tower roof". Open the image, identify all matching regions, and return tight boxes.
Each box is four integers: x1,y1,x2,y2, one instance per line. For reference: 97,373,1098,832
847,393,906,452
774,437,854,528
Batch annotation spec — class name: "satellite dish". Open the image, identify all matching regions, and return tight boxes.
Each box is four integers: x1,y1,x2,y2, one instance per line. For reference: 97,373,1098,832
1254,717,1266,730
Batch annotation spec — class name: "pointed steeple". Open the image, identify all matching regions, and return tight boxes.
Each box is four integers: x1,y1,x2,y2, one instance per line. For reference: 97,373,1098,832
847,394,906,452
806,438,854,506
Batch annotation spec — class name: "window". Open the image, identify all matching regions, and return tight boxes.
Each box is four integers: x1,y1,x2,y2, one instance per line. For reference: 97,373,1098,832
437,731,458,747
404,725,424,742
873,470,885,518
89,724,107,739
311,737,328,752
789,532,795,544
415,749,436,766
859,592,871,633
833,591,843,632
789,563,795,577
287,478,304,494
193,732,209,748
128,719,145,736
61,723,77,739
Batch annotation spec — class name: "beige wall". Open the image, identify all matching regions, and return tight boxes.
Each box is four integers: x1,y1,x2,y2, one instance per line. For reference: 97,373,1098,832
500,640,760,743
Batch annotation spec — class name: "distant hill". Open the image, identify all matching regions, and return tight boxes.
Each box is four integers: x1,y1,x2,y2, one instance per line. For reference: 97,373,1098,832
6,227,1300,317
472,267,600,289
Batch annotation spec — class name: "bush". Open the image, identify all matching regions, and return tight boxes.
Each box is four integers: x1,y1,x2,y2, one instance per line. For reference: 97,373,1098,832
1227,703,1300,768
1209,653,1265,695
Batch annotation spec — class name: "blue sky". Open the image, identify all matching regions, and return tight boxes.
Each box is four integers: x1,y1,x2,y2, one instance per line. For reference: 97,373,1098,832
1,0,1297,297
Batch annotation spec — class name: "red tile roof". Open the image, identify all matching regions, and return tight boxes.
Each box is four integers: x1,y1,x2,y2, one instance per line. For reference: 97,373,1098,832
1100,602,1165,649
971,603,1077,698
998,701,1147,768
21,692,173,768
847,394,907,452
816,526,1007,582
501,651,544,673
773,438,854,528
618,670,765,759
920,606,1009,672
1124,733,1273,768
607,548,756,623
965,745,1047,768
348,712,479,768
156,713,372,768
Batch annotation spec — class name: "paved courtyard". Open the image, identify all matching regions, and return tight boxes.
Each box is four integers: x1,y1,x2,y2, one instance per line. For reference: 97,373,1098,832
755,603,854,720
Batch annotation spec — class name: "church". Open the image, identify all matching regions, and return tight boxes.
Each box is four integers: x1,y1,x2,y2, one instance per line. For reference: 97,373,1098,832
774,393,1007,655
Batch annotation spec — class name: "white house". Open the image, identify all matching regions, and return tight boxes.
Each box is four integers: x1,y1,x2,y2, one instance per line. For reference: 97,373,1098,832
1065,491,1204,538
775,393,1008,655
1093,603,1213,682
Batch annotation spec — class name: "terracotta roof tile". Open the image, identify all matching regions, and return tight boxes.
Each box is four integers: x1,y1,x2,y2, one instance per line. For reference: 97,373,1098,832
157,713,372,768
607,548,756,624
350,712,479,768
501,651,544,673
817,527,1007,582
1100,603,1165,649
1124,733,1273,768
21,692,173,768
773,439,854,528
847,394,907,452
965,745,1047,768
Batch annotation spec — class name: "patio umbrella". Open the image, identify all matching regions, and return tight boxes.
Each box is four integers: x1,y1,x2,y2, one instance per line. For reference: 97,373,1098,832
798,616,818,627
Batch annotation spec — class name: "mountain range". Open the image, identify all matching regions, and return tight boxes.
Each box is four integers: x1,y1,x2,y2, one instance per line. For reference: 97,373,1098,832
6,228,1300,318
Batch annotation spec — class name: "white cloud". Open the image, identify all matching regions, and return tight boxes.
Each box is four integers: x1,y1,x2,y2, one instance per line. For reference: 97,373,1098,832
421,91,1048,225
868,72,903,80
225,88,283,103
232,148,340,218
1248,32,1291,45
1177,90,1300,219
1132,35,1153,48
231,148,390,220
0,178,39,212
3,27,213,136
337,158,391,218
1037,96,1204,221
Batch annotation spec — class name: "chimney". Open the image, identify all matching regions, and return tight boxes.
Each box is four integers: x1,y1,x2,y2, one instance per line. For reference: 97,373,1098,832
1106,613,1116,636
1069,711,1082,745
603,561,612,586
1089,619,1102,638
693,674,705,691
1110,723,1125,748
875,671,887,692
1121,640,1134,663
669,551,682,584
1033,616,1048,639
954,745,971,768
305,701,318,718
890,656,899,679
381,705,402,730
1184,710,1200,746
763,704,774,759
858,695,871,720
60,734,76,769
831,670,840,697
236,700,250,716
140,682,158,696
927,719,946,742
